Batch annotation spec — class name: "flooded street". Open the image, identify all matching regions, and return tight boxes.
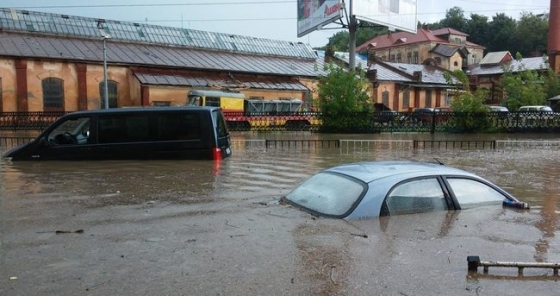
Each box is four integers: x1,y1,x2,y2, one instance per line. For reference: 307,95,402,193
1,132,560,295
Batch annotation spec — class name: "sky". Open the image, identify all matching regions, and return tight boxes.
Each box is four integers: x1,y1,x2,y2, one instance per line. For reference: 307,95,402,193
3,0,552,48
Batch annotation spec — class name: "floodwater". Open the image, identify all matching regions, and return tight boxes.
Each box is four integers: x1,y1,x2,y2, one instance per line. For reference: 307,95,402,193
1,132,560,295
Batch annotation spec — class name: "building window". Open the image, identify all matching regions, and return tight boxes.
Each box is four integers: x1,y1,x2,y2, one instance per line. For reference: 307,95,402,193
434,57,441,65
390,54,396,62
0,77,3,112
382,90,390,107
413,52,418,64
396,53,402,63
403,89,410,108
42,77,64,111
445,92,452,106
99,80,118,108
454,61,459,67
407,52,412,63
425,90,432,107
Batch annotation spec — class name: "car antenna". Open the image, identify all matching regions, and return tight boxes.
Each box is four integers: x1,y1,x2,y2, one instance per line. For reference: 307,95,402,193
434,158,444,165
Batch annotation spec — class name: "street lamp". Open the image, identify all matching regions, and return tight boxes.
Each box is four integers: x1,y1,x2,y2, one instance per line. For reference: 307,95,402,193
97,20,111,109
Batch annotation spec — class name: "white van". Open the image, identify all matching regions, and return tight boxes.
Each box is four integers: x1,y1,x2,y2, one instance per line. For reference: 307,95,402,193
518,106,553,112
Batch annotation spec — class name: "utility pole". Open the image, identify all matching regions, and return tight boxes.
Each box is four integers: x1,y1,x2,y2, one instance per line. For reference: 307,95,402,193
102,36,109,109
348,0,357,71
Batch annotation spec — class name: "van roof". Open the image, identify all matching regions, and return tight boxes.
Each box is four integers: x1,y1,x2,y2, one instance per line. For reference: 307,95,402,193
67,106,221,116
518,105,552,110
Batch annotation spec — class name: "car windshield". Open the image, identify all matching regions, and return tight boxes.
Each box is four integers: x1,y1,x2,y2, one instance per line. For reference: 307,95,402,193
284,172,366,217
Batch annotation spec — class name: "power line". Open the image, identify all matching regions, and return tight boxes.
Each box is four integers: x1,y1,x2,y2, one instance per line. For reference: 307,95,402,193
120,8,549,24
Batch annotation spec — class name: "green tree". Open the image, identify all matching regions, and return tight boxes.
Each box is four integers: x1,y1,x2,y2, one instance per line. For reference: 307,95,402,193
438,7,468,32
325,31,349,52
486,13,517,52
515,12,548,56
465,14,489,49
325,25,389,52
316,63,373,132
444,70,489,131
500,54,549,111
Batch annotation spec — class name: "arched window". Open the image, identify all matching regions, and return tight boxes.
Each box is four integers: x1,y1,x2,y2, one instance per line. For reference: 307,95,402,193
42,77,64,111
425,90,432,107
382,90,390,108
99,80,118,109
403,89,410,108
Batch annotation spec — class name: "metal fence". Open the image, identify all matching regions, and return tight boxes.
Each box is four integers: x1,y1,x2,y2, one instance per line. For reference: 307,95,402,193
0,111,559,133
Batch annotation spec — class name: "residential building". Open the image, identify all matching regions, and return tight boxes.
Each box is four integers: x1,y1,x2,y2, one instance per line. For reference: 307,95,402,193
467,51,549,105
356,28,485,71
367,58,456,111
330,52,456,112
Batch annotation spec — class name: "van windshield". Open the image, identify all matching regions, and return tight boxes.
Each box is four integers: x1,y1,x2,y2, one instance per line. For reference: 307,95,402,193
212,110,229,138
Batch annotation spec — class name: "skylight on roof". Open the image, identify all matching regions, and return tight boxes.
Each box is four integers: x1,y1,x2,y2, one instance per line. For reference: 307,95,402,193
0,8,317,60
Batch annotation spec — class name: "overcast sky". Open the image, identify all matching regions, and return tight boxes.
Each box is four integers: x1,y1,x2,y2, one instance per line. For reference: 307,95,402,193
4,0,551,48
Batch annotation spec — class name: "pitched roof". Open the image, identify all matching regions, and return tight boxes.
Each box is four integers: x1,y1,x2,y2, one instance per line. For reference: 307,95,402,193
430,44,461,57
479,51,513,65
356,27,484,52
0,32,327,77
468,56,549,76
0,8,316,60
431,28,469,37
356,28,444,52
134,72,309,90
368,59,454,85
333,51,369,69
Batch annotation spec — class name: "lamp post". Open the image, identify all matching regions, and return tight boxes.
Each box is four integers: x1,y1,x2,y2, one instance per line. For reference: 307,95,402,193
102,36,109,109
97,20,111,109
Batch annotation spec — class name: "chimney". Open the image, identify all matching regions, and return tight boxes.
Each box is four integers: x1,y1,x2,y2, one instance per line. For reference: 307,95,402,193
413,71,422,82
548,0,560,73
324,47,334,64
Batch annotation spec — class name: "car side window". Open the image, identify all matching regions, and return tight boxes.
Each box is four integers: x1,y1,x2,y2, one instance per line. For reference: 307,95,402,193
446,178,506,209
385,178,447,215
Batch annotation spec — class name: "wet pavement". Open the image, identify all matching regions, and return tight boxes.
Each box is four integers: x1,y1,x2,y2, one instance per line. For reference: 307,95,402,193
1,132,560,295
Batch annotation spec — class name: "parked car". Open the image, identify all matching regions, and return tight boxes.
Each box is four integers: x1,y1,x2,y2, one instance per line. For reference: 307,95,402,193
487,105,509,120
410,108,434,123
3,106,232,161
411,107,450,124
518,105,555,125
374,110,399,123
488,106,509,113
282,161,528,219
518,105,553,112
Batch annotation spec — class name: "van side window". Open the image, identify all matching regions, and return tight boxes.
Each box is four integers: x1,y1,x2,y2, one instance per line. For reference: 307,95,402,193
158,113,201,140
206,97,220,107
98,113,202,144
98,115,129,143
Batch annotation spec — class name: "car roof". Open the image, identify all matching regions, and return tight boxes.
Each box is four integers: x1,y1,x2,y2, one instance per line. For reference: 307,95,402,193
519,105,551,109
324,161,476,183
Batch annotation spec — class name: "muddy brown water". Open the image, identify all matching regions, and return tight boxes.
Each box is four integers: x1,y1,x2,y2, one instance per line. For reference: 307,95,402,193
1,132,560,295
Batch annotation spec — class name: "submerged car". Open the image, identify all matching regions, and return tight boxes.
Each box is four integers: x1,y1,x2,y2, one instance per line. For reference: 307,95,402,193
283,161,528,219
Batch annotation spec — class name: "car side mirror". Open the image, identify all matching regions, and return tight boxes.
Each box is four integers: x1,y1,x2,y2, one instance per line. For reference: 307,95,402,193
38,137,48,147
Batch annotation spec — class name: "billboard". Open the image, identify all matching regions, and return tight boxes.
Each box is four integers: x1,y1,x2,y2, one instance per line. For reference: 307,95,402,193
297,0,343,38
352,0,417,33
